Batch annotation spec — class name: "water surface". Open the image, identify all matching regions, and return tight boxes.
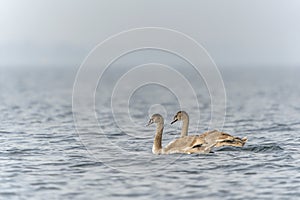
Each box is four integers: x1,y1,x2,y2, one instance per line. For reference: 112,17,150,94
0,67,299,199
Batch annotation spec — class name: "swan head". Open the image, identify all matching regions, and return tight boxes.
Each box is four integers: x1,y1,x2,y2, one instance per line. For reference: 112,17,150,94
147,113,164,126
171,111,189,124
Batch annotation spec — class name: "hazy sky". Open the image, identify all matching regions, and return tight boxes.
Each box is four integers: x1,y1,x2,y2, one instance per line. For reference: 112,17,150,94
0,0,299,68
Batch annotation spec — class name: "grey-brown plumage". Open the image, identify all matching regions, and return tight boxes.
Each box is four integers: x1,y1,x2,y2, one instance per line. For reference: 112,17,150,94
147,114,216,155
171,111,247,147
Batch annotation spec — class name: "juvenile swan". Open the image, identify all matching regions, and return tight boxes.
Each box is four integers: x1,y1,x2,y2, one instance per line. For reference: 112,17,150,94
147,114,216,154
171,111,247,147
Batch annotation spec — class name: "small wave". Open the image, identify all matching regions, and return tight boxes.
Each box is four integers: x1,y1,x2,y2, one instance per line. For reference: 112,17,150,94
215,146,243,152
244,144,284,152
248,123,296,133
3,148,43,156
70,162,102,168
234,119,255,123
0,131,26,134
35,186,61,191
0,192,16,196
0,130,11,134
216,143,283,153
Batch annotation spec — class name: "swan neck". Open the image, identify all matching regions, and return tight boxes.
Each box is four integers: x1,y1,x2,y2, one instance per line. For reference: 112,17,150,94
153,123,163,154
181,116,189,137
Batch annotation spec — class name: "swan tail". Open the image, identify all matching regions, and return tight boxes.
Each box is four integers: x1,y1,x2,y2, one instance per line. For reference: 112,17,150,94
242,137,248,142
215,136,247,147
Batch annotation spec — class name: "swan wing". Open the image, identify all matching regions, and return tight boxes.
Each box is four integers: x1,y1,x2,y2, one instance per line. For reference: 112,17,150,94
163,135,213,154
201,130,247,147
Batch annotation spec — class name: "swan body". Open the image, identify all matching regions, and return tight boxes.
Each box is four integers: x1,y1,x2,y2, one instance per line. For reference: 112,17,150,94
147,114,216,155
171,111,247,147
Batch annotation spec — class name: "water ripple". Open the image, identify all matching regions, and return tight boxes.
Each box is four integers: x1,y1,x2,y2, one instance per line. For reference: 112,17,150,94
1,68,300,199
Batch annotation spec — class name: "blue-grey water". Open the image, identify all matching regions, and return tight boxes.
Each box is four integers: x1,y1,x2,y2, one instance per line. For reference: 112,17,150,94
0,66,300,200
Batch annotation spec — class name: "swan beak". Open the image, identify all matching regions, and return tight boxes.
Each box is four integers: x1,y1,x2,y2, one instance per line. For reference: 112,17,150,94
146,119,153,126
170,119,178,124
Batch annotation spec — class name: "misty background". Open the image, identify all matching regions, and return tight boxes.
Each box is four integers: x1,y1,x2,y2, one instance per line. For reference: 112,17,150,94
0,0,299,69
1,2,300,199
